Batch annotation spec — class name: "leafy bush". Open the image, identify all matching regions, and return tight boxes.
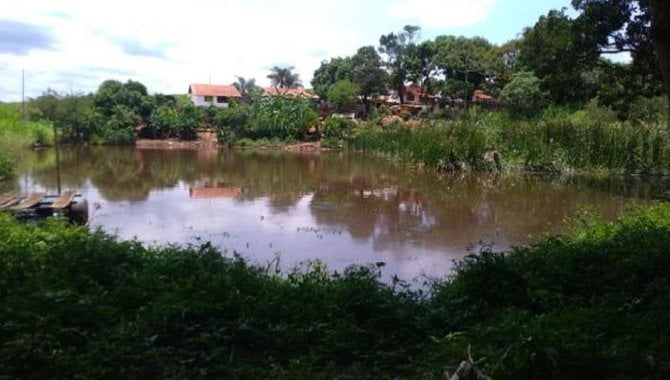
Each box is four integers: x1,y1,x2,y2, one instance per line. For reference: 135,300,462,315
176,103,202,140
213,104,250,145
327,79,360,112
148,105,180,138
322,116,355,141
500,71,546,117
628,96,669,124
247,96,318,141
0,153,14,180
0,104,54,178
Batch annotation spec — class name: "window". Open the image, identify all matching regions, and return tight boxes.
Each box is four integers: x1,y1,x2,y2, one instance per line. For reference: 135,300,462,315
406,93,415,102
216,96,228,103
204,95,213,102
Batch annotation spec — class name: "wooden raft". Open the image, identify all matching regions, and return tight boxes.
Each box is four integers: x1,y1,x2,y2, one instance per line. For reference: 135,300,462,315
51,191,75,209
0,192,21,209
11,193,45,210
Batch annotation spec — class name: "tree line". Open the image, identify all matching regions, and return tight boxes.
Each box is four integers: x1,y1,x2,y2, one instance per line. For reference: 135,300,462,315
25,0,670,146
312,0,669,120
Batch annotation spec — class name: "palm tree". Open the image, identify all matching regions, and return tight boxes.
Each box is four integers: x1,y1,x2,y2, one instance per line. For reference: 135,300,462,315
267,66,302,93
233,76,258,97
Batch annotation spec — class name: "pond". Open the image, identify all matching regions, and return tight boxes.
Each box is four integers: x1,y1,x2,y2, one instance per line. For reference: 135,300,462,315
3,147,667,282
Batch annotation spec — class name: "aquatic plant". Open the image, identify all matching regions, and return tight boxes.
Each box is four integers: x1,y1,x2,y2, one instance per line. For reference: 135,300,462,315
350,115,670,174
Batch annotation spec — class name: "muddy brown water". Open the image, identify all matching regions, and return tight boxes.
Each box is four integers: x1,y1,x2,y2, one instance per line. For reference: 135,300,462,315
3,146,667,282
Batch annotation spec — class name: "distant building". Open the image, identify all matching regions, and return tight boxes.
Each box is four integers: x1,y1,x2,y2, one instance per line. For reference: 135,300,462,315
472,89,494,103
188,84,242,108
387,85,441,106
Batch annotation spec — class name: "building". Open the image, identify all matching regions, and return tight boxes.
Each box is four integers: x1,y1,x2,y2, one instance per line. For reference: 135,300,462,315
188,84,242,108
472,89,494,103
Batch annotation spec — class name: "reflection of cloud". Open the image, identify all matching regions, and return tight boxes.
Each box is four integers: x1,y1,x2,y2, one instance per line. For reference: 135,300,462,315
0,19,56,55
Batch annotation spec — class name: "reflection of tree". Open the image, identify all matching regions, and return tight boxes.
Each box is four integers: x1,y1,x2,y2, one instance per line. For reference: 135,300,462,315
19,147,648,252
310,173,642,253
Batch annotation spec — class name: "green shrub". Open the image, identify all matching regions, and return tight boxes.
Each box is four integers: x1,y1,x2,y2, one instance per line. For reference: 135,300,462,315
0,153,14,180
247,96,318,141
628,96,669,124
213,104,250,145
327,80,360,112
500,71,546,117
321,117,355,141
148,105,180,138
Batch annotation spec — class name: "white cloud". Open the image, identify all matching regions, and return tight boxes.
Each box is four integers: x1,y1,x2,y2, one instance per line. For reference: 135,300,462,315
0,0,505,100
389,0,497,29
0,0,372,100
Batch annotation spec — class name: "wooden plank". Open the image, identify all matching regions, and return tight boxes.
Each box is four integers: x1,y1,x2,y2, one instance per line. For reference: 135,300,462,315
0,192,20,209
11,193,45,210
51,191,75,209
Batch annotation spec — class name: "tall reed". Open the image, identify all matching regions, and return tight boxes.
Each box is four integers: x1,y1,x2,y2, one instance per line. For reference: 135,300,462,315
350,116,670,174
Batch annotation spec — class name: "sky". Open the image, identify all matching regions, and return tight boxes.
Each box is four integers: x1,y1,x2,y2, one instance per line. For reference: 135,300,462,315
0,0,576,101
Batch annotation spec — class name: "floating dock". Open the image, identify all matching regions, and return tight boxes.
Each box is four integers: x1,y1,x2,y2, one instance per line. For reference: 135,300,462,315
0,191,88,224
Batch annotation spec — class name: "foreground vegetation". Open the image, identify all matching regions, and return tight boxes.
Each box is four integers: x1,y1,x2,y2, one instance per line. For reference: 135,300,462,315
1,203,669,378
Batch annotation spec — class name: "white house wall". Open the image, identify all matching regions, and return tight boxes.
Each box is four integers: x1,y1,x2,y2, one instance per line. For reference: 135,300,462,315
190,94,230,108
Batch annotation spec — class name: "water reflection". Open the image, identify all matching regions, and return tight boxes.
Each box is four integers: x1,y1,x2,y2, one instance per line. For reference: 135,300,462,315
4,147,663,281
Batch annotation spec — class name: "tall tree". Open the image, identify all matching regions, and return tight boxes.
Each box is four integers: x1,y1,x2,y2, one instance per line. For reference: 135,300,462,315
267,66,302,94
572,0,663,98
378,25,420,104
311,57,353,100
407,40,439,101
434,35,495,107
518,9,599,104
351,46,386,114
649,0,670,117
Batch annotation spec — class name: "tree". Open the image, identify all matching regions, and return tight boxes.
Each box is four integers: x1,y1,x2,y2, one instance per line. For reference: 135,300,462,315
649,0,670,118
408,40,438,100
434,35,495,107
267,66,302,94
351,46,386,115
233,76,260,97
499,72,546,116
311,57,353,100
518,9,599,104
378,25,420,104
571,0,663,98
93,79,154,122
30,89,94,143
327,80,360,113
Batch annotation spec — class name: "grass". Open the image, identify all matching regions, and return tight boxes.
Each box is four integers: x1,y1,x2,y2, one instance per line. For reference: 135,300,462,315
1,203,670,378
349,113,670,174
0,103,53,180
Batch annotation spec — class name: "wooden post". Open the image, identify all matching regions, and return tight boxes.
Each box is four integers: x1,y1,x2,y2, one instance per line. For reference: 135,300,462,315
53,123,61,195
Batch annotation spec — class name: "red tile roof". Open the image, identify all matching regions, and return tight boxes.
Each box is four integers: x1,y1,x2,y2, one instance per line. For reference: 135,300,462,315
189,84,241,97
189,186,242,199
263,87,315,98
473,89,494,100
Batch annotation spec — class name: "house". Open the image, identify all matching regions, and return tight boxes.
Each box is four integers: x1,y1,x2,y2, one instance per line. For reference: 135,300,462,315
188,180,242,199
263,87,318,99
472,89,494,103
188,84,242,108
387,85,440,107
471,89,499,110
